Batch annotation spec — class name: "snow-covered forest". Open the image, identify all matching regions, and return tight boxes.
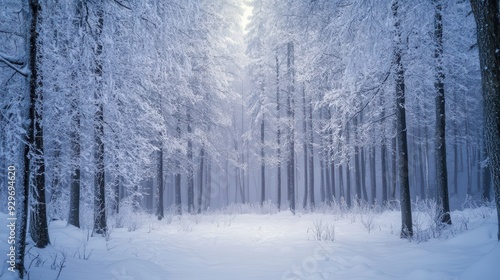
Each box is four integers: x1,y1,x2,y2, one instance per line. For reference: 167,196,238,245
1,0,499,279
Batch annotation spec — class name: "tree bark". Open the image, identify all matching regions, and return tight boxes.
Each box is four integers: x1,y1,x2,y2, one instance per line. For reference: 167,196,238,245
93,2,107,235
261,116,266,206
354,117,362,201
380,100,389,204
324,108,332,204
328,111,336,202
286,41,296,213
361,147,368,202
205,156,212,210
308,93,315,209
434,0,451,224
68,94,81,227
370,146,377,205
276,50,282,211
187,111,194,213
337,159,344,200
345,126,352,207
28,0,50,248
302,83,308,209
390,130,397,201
453,124,459,195
197,145,205,214
156,147,164,220
393,0,413,238
17,2,36,276
470,0,500,240
49,138,62,220
325,150,332,203
418,140,426,199
320,152,325,203
483,142,492,202
175,115,182,215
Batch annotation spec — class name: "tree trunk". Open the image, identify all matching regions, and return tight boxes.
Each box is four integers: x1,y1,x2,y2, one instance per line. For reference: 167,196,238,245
205,156,212,210
93,2,107,236
198,145,205,214
359,114,368,202
325,152,332,204
453,124,459,195
338,159,344,200
354,146,361,202
286,41,296,213
276,51,282,211
330,156,336,202
156,147,164,220
18,140,29,279
308,93,315,209
175,116,182,215
390,132,397,201
361,147,368,202
418,140,426,199
187,111,194,213
239,108,247,204
380,145,389,204
68,95,81,227
380,95,389,205
477,146,482,193
225,158,229,207
424,126,431,198
112,158,120,214
370,146,377,205
261,116,266,206
324,108,332,204
17,2,36,276
381,137,388,205
434,0,451,224
354,117,362,201
470,0,500,240
346,127,352,207
328,115,336,202
67,0,84,231
466,134,472,195
393,0,413,238
49,139,62,220
28,0,50,248
320,153,325,203
302,83,308,209
483,143,492,202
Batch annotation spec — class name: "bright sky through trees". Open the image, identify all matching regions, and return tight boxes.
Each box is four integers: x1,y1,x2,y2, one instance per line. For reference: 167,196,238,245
241,2,253,32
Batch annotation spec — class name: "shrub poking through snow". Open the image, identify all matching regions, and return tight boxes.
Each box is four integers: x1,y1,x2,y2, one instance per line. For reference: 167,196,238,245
361,213,376,234
308,219,335,241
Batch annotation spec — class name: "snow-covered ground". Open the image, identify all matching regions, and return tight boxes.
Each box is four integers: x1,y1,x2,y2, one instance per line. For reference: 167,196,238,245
1,202,499,280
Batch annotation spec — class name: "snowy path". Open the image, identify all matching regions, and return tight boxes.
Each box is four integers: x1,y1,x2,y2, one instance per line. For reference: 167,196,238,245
1,208,499,280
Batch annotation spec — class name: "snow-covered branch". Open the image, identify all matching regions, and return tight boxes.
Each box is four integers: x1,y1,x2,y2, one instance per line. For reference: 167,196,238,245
0,52,28,76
